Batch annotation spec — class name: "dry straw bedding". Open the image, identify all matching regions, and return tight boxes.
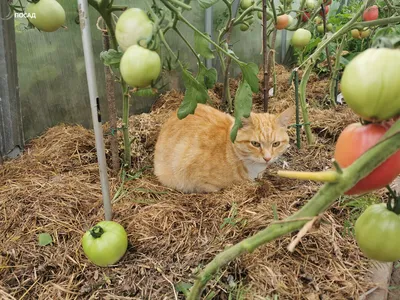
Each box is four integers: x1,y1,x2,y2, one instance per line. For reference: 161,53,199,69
1,66,380,299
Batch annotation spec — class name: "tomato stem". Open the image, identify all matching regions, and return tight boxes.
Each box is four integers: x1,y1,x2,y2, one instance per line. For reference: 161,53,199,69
277,170,340,182
386,185,400,214
90,226,105,238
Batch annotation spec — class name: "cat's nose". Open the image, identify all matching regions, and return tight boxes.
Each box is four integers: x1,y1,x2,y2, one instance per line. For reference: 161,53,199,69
263,156,271,162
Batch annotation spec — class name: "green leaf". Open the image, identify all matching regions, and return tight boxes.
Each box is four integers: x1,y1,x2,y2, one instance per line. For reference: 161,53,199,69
38,233,53,246
203,67,217,89
194,31,214,59
240,63,259,93
230,81,253,142
197,64,217,89
175,282,193,296
198,0,219,9
177,87,199,119
100,49,123,67
177,69,209,119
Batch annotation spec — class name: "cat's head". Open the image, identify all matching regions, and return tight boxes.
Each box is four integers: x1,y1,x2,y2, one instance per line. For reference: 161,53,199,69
233,106,295,164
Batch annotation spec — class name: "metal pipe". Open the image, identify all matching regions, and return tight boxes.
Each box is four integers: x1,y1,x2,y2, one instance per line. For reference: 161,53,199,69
205,6,213,68
77,0,112,221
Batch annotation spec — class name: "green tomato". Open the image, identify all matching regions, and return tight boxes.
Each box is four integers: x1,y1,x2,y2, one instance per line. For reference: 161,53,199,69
317,24,324,33
120,45,161,88
355,204,400,262
314,16,322,24
326,23,333,31
82,221,128,267
25,0,66,32
341,48,400,121
240,23,249,31
305,0,317,9
240,0,254,9
116,8,154,52
291,28,312,48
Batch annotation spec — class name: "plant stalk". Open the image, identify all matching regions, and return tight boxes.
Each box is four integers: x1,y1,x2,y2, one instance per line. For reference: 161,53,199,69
187,120,400,299
299,63,315,144
102,25,120,175
329,37,345,106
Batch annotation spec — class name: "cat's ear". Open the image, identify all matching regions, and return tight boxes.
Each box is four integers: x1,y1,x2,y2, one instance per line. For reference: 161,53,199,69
276,106,295,127
240,115,253,128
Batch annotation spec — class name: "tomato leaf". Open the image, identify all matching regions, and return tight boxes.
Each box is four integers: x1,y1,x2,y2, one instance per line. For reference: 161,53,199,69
197,64,217,89
38,233,53,246
194,31,214,59
100,49,123,67
240,63,259,93
203,67,217,89
230,81,253,142
198,0,219,9
177,69,209,119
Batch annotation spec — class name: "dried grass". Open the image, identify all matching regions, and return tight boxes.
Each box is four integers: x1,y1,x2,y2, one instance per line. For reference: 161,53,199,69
0,66,377,299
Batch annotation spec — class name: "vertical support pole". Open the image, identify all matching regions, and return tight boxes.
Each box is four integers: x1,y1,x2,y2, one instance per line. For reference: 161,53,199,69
205,6,213,69
280,29,287,64
78,0,112,221
0,2,24,162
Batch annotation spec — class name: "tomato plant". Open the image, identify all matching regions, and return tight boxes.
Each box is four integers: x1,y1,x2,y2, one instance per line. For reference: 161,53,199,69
25,0,65,32
291,28,312,48
363,5,379,21
334,123,400,195
355,203,400,262
341,48,400,121
82,221,128,267
115,8,154,52
120,45,161,88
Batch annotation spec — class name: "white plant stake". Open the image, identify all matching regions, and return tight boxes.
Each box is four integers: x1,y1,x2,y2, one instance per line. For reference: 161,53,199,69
77,0,112,221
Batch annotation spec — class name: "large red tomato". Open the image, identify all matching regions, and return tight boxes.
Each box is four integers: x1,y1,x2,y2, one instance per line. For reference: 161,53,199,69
334,123,400,195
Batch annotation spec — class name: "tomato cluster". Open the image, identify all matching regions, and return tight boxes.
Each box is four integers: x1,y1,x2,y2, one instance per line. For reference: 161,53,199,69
335,47,400,262
116,8,161,88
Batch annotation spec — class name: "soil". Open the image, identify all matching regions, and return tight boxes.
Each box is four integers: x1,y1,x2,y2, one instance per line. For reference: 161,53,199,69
0,64,393,300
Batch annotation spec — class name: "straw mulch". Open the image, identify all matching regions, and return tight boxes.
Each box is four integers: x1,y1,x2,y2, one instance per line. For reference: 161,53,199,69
1,65,380,300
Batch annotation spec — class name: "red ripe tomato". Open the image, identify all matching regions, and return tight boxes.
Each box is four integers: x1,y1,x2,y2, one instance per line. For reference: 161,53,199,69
319,6,329,16
302,12,311,22
324,0,332,5
363,5,379,21
275,14,290,30
334,123,400,195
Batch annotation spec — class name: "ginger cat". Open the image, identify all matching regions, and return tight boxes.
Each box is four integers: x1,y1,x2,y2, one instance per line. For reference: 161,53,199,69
154,104,294,193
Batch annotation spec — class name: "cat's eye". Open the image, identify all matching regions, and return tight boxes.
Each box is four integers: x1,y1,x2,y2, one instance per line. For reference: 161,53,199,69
272,141,281,147
251,141,261,148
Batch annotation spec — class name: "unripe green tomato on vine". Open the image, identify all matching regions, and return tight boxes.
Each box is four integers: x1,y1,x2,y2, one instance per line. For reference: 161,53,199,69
291,28,312,48
355,204,400,262
116,8,154,52
240,23,249,31
240,0,254,9
340,48,400,121
120,45,161,88
26,0,66,32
